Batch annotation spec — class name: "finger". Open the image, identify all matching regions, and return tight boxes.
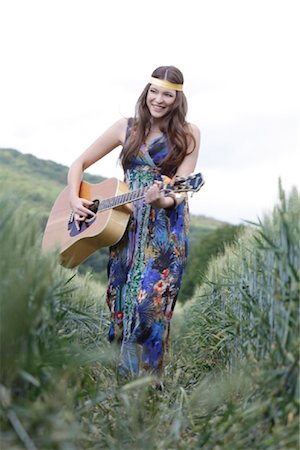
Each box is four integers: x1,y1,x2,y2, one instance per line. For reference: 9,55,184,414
147,185,159,196
74,209,87,218
77,206,96,217
74,216,82,231
82,198,95,206
144,192,153,204
83,206,96,216
74,214,85,231
74,211,85,219
151,187,161,199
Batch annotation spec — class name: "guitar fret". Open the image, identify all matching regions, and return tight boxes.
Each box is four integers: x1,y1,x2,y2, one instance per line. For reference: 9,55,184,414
124,192,131,203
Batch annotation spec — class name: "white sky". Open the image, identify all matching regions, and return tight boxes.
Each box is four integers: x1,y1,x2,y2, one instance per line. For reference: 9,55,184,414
0,0,299,224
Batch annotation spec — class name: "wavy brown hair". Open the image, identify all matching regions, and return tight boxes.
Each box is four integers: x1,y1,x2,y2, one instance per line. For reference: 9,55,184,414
120,66,196,176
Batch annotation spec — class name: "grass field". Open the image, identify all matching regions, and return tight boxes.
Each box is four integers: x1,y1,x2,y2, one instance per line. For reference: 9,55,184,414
0,181,299,449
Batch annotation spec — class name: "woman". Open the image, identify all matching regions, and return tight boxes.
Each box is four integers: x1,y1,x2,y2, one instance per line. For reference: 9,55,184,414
68,66,200,381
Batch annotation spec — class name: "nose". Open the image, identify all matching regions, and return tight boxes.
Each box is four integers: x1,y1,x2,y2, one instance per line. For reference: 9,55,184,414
155,93,164,103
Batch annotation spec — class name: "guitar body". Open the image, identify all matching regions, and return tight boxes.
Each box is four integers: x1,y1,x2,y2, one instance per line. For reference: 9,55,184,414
42,178,131,268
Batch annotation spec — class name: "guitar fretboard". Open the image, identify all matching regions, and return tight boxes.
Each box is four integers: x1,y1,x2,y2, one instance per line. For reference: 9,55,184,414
98,187,148,212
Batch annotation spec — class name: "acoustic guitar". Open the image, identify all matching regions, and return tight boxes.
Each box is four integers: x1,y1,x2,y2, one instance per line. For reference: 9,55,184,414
42,173,204,268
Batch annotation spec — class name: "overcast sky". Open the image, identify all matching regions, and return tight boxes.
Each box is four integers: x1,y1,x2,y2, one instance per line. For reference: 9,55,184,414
0,0,299,224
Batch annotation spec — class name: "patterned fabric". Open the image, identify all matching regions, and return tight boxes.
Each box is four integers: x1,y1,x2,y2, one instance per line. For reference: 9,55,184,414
106,119,189,377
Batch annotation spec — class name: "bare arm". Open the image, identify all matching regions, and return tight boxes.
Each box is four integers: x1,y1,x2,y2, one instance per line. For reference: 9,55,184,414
68,117,127,222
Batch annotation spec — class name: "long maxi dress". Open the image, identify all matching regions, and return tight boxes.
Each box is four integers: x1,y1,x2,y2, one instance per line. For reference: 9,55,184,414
106,119,190,376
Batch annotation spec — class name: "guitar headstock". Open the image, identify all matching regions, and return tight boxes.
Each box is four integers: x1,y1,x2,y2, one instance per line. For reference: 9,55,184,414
165,172,205,193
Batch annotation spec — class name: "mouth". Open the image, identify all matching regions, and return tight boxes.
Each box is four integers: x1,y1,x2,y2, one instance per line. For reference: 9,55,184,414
152,104,165,112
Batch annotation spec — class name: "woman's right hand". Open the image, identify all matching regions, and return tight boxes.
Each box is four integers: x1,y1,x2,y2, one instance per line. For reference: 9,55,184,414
70,196,96,231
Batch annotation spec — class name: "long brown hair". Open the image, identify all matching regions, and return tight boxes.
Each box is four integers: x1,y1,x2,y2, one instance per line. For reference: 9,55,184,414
120,66,196,176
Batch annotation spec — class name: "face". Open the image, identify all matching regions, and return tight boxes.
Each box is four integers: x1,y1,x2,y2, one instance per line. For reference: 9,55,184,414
146,84,176,119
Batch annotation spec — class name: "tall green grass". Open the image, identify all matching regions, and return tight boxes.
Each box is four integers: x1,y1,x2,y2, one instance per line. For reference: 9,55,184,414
0,182,299,449
175,181,299,448
0,201,112,449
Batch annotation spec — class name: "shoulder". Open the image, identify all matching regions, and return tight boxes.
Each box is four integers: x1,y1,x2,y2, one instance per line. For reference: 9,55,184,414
109,117,130,145
187,122,201,140
185,122,201,152
113,116,129,134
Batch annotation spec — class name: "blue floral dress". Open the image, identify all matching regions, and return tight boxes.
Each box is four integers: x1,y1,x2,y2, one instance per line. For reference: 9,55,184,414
106,119,189,376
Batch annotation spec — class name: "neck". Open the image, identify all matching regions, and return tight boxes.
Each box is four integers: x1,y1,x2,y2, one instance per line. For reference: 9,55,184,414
150,118,163,131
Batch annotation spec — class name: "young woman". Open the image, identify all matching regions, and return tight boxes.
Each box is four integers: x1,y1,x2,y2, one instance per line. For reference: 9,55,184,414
68,65,200,381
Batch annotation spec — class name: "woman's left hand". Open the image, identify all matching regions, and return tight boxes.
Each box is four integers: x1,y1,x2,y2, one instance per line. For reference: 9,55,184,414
145,182,173,209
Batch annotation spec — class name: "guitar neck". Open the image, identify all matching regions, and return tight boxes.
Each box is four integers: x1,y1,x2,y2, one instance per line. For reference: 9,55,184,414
96,172,203,213
98,186,148,212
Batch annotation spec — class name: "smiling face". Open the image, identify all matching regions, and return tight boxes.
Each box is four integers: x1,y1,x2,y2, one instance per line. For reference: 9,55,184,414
146,84,177,119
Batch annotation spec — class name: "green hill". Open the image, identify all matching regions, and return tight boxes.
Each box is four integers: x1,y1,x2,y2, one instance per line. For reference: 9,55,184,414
0,148,108,279
0,148,237,289
0,148,103,185
0,148,104,212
